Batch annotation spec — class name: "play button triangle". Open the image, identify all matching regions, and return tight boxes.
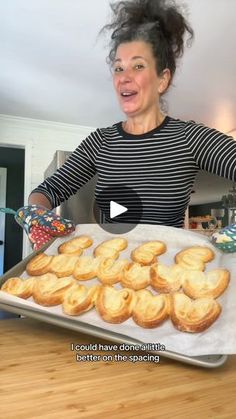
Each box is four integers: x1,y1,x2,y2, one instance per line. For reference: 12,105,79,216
110,200,128,219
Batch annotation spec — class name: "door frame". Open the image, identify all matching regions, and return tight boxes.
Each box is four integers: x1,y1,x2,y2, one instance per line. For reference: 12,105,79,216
0,167,7,274
0,142,32,258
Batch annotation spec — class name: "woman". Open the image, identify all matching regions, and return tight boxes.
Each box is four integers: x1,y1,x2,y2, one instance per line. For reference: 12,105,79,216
29,0,236,228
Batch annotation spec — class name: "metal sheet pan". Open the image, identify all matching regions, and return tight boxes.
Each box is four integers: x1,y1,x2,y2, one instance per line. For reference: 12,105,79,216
0,241,228,369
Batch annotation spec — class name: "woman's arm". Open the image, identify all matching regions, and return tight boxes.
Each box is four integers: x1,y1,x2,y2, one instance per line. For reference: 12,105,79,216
185,121,236,181
28,129,103,208
28,192,52,209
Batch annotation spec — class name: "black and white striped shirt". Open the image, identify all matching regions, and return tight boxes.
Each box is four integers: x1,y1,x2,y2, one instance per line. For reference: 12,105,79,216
32,116,236,227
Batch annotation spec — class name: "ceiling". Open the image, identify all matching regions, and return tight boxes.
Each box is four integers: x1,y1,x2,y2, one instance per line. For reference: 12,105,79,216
0,0,235,132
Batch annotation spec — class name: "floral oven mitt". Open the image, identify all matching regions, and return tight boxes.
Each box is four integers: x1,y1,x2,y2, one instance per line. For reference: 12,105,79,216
0,205,75,251
211,223,236,253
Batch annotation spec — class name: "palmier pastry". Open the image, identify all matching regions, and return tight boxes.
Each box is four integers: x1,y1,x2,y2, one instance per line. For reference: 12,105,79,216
58,235,93,255
131,240,166,265
62,284,100,315
49,254,79,277
26,253,53,276
97,258,129,285
121,262,151,290
96,285,136,323
73,256,102,280
175,246,214,271
150,263,185,293
182,269,230,299
94,238,128,260
170,292,222,333
132,289,170,328
1,277,35,299
33,273,75,306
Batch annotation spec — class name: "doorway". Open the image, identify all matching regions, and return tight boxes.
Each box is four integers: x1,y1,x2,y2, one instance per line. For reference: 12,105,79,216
0,146,25,273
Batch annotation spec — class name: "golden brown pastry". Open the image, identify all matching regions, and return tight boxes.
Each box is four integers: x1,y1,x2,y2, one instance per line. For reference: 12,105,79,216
49,254,79,277
1,277,35,299
131,240,166,265
33,273,75,306
94,237,128,259
132,289,170,328
73,256,102,280
150,263,185,293
175,246,215,271
26,253,53,276
182,269,230,299
58,235,93,255
97,258,129,285
121,262,151,290
170,292,222,333
95,285,136,323
62,284,100,315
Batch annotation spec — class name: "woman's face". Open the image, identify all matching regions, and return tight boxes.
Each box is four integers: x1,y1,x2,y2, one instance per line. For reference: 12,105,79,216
112,41,169,118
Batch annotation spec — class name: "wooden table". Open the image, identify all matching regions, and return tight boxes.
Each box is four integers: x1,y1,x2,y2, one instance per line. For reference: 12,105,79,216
1,318,236,419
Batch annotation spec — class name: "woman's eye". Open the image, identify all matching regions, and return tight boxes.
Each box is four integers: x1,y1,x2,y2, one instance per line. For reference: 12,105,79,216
113,66,123,73
134,64,145,70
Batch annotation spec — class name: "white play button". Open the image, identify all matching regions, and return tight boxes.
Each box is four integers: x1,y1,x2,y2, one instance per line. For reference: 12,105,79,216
94,185,143,233
110,200,128,219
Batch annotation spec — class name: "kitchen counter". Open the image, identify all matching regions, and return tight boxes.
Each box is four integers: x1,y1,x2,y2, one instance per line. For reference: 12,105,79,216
1,318,236,419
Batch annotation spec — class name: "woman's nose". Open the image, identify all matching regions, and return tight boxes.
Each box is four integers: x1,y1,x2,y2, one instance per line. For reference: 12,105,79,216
119,68,133,82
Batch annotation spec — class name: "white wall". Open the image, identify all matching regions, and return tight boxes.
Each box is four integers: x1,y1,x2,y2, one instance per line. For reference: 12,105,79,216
0,113,95,196
0,113,95,256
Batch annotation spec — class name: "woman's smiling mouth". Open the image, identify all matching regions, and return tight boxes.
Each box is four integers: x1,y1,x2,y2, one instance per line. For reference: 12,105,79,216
120,90,138,100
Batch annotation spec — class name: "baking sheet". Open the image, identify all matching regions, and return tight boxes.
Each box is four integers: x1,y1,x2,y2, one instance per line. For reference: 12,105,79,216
1,223,236,356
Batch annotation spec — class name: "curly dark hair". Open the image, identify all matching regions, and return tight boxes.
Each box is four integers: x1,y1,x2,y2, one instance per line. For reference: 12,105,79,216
101,0,194,84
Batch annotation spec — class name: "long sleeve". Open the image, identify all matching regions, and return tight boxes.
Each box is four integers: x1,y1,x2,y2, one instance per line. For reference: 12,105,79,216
185,121,236,180
31,129,104,208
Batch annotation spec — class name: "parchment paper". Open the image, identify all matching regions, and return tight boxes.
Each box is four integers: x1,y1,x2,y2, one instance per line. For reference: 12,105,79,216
1,223,236,356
